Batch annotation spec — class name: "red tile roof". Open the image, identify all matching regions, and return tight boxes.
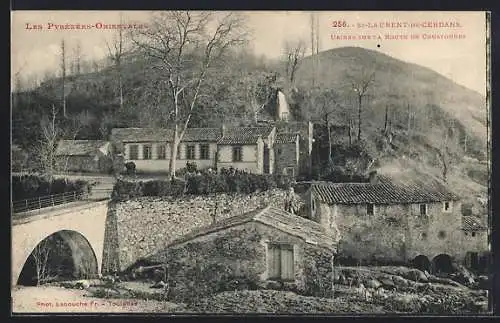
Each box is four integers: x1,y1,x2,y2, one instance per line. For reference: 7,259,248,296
167,205,337,250
55,140,109,156
112,127,275,145
311,175,459,204
275,132,299,144
217,127,274,145
111,127,221,143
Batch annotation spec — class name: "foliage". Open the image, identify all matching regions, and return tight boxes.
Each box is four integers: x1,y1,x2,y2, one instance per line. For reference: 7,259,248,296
12,175,89,201
112,172,293,199
125,161,136,175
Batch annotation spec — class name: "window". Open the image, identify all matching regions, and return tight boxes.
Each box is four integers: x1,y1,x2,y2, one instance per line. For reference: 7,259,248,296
420,204,427,216
283,167,295,177
176,145,182,159
143,145,152,160
268,244,294,281
367,204,374,216
443,201,451,212
129,145,139,160
186,145,196,160
472,232,476,237
465,232,468,236
157,145,167,160
200,144,210,160
420,232,428,240
232,146,242,162
438,230,446,239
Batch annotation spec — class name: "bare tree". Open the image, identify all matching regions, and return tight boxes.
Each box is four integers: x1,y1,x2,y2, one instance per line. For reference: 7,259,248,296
283,39,306,85
36,105,62,181
310,13,317,87
106,14,127,110
131,11,249,178
72,40,83,75
313,88,341,164
349,70,376,141
32,238,57,285
60,39,67,118
243,72,277,124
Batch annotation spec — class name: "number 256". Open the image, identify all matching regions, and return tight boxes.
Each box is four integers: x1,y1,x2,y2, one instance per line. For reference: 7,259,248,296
332,21,347,27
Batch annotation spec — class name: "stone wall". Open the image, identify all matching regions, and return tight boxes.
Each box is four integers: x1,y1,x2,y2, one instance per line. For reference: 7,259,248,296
319,203,409,263
101,189,302,273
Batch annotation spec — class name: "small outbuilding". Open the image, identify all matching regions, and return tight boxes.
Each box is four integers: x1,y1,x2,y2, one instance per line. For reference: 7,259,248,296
147,205,339,301
55,140,113,173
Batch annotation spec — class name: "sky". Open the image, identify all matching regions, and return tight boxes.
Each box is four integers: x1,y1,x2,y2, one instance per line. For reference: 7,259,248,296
11,11,488,95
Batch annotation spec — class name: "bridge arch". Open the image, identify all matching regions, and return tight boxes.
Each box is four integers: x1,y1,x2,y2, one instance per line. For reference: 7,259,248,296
16,230,99,286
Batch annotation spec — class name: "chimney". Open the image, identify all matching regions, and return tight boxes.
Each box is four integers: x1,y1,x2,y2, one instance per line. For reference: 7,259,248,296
221,124,226,137
369,170,379,184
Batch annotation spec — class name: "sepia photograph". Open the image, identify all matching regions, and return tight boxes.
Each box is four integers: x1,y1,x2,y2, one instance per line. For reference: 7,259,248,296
11,10,492,314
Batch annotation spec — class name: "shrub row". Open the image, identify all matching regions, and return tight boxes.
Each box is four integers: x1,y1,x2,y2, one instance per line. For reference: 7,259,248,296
12,175,89,201
112,173,294,199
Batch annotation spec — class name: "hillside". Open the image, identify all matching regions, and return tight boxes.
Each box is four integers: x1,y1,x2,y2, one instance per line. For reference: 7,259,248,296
295,47,487,144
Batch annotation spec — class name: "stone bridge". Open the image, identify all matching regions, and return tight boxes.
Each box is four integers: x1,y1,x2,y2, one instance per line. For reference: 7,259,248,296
11,200,109,286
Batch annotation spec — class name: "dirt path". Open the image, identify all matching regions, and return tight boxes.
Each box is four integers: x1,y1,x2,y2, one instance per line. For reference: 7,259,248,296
11,286,182,313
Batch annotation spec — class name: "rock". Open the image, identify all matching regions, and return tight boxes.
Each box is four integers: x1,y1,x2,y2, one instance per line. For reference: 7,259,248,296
151,280,168,289
392,275,409,287
380,278,396,290
404,269,428,282
75,280,90,289
364,278,382,289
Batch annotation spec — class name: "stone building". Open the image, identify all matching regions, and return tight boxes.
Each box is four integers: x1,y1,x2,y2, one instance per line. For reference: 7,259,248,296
216,126,276,174
303,172,489,273
54,140,112,173
146,205,338,301
111,125,306,175
274,132,300,177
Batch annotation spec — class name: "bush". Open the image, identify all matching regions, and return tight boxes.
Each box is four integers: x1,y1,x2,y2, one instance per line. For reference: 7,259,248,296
12,175,89,201
112,172,294,199
125,162,136,175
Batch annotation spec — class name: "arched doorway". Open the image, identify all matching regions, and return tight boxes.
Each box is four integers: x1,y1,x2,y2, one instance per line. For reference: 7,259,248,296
17,230,98,286
412,255,431,272
432,254,454,274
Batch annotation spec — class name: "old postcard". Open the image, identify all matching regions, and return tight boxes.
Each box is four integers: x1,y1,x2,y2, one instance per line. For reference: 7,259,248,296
11,10,492,315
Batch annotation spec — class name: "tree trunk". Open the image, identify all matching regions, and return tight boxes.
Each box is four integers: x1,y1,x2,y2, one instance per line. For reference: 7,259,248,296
384,105,388,132
357,95,362,141
118,68,123,110
327,123,332,163
169,125,179,178
407,102,411,139
348,118,352,146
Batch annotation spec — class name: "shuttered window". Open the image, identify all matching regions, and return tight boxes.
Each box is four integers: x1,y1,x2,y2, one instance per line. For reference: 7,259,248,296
268,244,294,281
129,145,139,160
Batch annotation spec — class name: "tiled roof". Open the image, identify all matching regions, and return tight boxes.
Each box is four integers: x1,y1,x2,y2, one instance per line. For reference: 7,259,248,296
168,205,337,250
462,216,488,232
111,127,221,143
55,140,109,156
275,132,299,144
217,127,274,145
111,128,174,143
311,175,459,205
